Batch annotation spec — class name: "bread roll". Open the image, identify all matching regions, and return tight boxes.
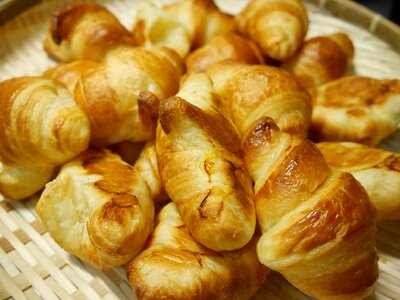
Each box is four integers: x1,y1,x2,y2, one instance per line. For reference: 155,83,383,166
36,149,155,269
127,202,268,300
310,76,400,146
317,141,400,220
0,161,56,201
281,32,354,89
0,77,90,167
236,0,308,60
185,33,265,73
156,74,256,251
131,0,236,57
242,117,378,299
44,3,137,62
206,61,311,138
74,46,183,145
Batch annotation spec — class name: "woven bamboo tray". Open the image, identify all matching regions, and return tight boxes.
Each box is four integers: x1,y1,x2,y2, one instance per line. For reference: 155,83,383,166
0,0,399,299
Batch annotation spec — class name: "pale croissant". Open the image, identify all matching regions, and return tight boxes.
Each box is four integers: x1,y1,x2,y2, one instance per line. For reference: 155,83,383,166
0,161,56,201
127,202,268,300
243,117,377,299
0,77,90,167
44,3,137,62
156,73,256,251
236,0,308,61
131,0,236,58
206,61,311,138
281,32,354,89
317,141,400,220
36,149,155,269
185,33,265,74
310,76,400,146
73,46,182,145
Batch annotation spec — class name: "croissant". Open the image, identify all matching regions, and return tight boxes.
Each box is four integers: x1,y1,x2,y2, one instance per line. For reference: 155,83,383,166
236,0,308,61
0,77,90,167
73,46,183,145
0,161,56,201
131,0,236,58
156,73,256,251
43,60,97,95
317,141,400,220
309,76,400,146
242,117,378,299
44,3,137,62
185,33,265,74
36,149,155,269
126,202,268,300
206,61,312,138
281,32,354,89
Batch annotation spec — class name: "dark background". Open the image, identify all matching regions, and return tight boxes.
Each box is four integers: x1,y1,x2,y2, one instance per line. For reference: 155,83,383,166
356,0,400,24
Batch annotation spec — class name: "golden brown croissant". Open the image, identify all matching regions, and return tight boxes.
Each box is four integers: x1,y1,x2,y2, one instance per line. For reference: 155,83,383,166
156,73,256,251
0,161,56,201
317,141,400,220
281,32,354,89
236,0,308,61
73,46,183,146
185,33,265,74
126,202,268,300
131,0,236,57
309,76,400,146
44,3,137,62
242,116,378,299
36,149,155,269
43,60,97,95
0,77,90,167
206,61,312,138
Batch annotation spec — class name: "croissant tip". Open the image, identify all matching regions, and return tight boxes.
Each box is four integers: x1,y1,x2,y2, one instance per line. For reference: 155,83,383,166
243,116,279,148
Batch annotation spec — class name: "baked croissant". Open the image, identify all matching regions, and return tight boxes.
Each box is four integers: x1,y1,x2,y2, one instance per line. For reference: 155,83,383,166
36,149,155,269
236,0,308,61
206,61,312,138
242,117,378,299
131,0,236,57
0,161,56,201
281,32,354,89
156,73,256,251
0,77,90,167
44,3,137,62
44,60,97,95
127,202,268,300
309,76,400,146
74,46,183,145
185,33,265,74
317,141,400,220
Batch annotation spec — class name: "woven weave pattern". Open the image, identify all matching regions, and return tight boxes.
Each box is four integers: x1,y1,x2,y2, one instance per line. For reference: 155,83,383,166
0,0,399,299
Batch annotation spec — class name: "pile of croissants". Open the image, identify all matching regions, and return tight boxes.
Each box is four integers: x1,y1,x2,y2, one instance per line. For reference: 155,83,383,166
0,0,399,299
